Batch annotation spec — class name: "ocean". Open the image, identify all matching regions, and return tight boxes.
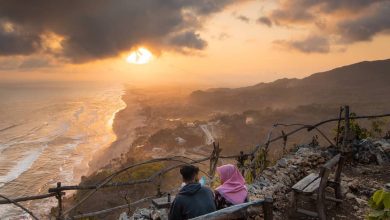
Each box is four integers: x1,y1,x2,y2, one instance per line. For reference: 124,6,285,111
0,81,126,219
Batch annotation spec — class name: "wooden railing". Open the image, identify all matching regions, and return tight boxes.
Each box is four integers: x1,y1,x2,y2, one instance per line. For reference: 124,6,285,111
1,106,389,219
190,198,273,220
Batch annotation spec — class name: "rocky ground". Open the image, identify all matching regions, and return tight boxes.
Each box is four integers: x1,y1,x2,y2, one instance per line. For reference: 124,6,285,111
125,138,389,220
250,138,389,220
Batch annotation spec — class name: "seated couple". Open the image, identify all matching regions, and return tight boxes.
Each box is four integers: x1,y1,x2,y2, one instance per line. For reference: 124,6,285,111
169,164,248,220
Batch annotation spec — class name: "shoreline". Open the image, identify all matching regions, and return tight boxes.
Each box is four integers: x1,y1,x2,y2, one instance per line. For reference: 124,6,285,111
87,86,146,173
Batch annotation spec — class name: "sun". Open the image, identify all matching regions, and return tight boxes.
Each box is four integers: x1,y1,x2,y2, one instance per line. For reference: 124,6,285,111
126,47,153,64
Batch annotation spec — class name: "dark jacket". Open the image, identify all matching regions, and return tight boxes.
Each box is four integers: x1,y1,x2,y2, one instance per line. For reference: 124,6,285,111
169,183,216,220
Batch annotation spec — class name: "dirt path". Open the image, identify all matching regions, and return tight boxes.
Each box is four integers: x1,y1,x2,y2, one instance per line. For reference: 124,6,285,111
200,124,215,145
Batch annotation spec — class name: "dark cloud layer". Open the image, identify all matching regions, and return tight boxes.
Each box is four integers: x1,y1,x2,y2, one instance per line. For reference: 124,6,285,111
0,0,239,63
260,0,390,52
267,0,386,25
0,29,40,55
338,2,390,42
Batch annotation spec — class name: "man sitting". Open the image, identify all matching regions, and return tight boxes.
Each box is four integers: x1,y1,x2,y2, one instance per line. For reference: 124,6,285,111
169,165,216,220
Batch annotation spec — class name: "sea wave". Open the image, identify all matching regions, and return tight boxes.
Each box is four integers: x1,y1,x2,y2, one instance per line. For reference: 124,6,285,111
0,147,45,188
0,82,126,218
0,124,22,133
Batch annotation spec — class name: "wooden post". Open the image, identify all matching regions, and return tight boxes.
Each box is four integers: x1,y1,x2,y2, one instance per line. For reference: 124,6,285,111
317,168,330,220
250,154,256,180
342,106,350,153
209,142,221,185
263,142,271,171
263,197,273,220
335,106,344,148
281,130,287,155
237,151,246,176
56,182,63,220
334,156,345,201
156,175,162,197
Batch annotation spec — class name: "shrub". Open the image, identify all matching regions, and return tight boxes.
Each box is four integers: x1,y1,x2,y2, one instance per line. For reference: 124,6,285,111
367,189,390,220
334,112,370,143
244,148,269,184
369,119,388,138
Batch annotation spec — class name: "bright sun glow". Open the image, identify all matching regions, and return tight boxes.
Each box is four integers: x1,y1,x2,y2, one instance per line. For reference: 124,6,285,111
126,48,153,64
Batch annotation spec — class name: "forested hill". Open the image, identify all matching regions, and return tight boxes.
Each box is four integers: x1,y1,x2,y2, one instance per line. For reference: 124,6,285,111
189,59,390,111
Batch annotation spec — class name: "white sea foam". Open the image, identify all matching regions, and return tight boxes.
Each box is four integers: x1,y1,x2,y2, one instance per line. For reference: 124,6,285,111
73,106,85,120
0,148,43,188
0,82,126,218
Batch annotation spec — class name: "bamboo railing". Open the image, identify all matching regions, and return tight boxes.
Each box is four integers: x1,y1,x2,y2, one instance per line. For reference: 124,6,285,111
1,106,389,219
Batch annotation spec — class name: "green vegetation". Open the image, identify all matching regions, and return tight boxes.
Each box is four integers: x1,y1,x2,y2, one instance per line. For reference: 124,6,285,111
65,162,166,219
369,119,388,138
129,163,164,180
335,113,388,144
244,148,269,184
367,189,390,220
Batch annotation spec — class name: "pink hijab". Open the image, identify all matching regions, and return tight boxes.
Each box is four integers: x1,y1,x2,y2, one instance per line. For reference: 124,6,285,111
216,164,248,205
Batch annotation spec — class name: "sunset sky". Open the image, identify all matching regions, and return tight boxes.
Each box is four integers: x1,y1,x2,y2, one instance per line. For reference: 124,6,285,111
1,0,390,86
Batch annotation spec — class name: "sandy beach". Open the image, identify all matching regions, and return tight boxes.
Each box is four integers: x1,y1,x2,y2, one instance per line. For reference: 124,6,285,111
87,87,146,173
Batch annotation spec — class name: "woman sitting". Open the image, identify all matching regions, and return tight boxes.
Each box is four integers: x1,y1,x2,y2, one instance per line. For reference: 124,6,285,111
214,164,248,209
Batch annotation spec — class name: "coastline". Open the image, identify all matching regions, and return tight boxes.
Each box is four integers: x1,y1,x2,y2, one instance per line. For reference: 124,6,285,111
62,84,390,219
87,86,146,173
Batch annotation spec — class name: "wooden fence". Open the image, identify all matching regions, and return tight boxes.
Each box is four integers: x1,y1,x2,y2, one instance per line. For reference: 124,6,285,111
190,198,273,220
1,106,389,220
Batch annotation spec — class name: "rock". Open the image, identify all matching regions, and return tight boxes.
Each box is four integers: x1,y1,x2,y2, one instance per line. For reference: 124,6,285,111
151,209,167,220
119,212,130,220
131,208,152,220
348,179,359,191
247,184,257,194
277,158,288,168
375,152,384,165
355,197,367,206
351,167,362,175
257,176,271,187
318,157,325,164
341,182,349,195
175,137,186,145
386,183,390,191
346,193,356,200
374,140,390,152
296,147,310,155
352,139,390,164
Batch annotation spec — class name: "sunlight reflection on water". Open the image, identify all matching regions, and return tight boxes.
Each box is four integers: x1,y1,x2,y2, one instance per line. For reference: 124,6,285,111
0,82,125,219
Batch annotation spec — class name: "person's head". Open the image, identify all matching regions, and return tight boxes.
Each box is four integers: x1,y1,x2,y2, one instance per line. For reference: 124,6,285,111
215,164,248,205
180,165,199,183
216,164,243,184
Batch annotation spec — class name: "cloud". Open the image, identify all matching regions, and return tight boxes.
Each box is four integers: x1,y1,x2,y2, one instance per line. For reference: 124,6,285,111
18,57,53,69
0,56,55,71
337,2,390,42
168,31,208,50
257,17,272,27
0,0,243,63
0,29,40,56
264,0,386,25
217,32,230,40
236,15,250,23
260,0,390,49
274,35,330,53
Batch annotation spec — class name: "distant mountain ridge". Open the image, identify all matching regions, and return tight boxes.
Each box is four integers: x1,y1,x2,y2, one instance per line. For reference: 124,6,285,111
189,59,390,111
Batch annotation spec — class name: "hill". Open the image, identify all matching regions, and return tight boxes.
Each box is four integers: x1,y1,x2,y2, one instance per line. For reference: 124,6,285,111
189,59,390,111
